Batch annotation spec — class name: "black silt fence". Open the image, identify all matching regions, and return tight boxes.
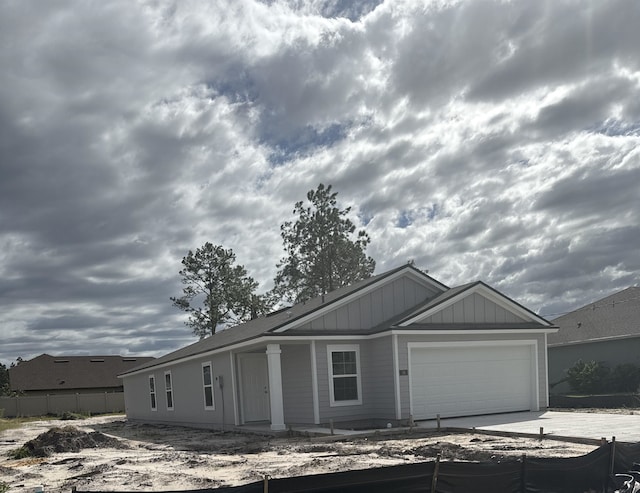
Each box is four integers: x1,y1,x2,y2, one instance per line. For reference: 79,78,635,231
75,441,640,493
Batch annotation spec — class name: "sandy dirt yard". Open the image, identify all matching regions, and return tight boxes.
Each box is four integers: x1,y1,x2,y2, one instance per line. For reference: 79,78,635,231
1,414,598,493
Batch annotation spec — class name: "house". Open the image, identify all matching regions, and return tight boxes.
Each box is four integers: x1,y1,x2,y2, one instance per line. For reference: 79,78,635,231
120,265,556,430
9,354,155,395
548,286,640,393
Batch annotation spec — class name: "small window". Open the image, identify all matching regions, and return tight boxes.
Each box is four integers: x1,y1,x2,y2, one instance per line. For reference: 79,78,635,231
327,345,362,407
164,371,174,411
202,362,215,410
149,375,157,411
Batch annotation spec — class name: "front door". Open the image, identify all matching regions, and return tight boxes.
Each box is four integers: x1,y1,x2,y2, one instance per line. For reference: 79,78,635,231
238,353,270,422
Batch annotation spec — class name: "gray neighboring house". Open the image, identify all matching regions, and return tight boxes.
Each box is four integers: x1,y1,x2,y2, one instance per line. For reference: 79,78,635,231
9,354,155,395
120,265,556,431
548,286,640,394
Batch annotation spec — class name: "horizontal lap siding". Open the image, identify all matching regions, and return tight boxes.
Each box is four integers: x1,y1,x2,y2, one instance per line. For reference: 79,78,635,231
364,336,396,420
281,345,314,424
123,352,235,428
315,338,396,424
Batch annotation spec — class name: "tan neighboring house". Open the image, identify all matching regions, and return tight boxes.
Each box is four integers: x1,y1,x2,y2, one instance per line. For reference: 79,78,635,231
10,354,155,396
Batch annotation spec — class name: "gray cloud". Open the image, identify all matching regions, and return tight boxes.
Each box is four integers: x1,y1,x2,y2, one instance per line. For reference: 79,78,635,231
1,0,639,365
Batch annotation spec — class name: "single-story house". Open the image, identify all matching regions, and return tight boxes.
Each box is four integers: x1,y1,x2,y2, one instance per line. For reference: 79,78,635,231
120,265,556,430
548,286,640,394
9,354,155,395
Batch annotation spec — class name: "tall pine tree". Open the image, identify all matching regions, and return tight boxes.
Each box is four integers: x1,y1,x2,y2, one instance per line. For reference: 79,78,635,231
273,184,376,304
171,243,269,339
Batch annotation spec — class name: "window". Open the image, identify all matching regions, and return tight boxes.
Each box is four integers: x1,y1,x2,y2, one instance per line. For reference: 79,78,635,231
149,375,157,411
202,362,215,410
327,345,362,406
164,371,174,411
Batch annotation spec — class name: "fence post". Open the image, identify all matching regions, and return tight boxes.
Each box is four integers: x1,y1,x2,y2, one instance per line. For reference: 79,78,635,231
431,453,441,493
263,474,269,493
520,454,526,493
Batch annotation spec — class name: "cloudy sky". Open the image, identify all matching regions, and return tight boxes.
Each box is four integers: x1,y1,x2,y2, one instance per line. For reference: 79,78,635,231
1,0,639,366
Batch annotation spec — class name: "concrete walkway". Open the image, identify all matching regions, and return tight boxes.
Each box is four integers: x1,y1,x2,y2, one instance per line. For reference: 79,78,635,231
417,411,640,443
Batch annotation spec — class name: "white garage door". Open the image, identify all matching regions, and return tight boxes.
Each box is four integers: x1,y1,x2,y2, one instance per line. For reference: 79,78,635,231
410,344,535,420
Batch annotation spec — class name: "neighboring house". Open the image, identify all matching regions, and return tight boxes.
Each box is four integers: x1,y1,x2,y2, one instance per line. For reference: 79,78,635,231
120,265,556,431
9,354,155,395
548,286,640,394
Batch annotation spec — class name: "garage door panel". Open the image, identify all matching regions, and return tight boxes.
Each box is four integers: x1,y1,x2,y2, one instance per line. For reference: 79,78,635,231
410,345,534,419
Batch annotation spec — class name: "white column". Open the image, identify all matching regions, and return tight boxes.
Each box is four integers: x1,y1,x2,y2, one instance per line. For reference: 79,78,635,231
266,344,286,431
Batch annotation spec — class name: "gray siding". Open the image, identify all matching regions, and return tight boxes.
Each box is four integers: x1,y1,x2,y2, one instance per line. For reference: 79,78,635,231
281,344,314,424
364,336,396,420
548,338,640,394
123,352,235,428
421,293,527,324
303,278,441,331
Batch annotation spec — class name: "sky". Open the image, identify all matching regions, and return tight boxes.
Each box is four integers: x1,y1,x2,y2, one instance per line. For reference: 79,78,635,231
1,0,639,366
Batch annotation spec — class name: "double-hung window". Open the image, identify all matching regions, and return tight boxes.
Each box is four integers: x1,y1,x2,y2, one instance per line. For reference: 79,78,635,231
149,375,157,411
164,371,174,411
327,344,362,406
202,362,215,410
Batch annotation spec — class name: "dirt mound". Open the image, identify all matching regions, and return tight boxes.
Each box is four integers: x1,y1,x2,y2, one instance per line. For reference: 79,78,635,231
15,426,127,458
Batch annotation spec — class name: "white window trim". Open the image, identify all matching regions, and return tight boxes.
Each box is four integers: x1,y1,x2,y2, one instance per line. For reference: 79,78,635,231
327,344,362,407
164,370,174,411
149,375,157,411
202,362,215,410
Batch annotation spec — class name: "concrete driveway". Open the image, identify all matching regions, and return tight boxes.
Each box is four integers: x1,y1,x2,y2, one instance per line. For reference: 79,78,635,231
417,411,640,443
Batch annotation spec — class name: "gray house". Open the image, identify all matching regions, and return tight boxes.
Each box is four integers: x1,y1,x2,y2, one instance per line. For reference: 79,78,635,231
120,265,556,430
548,286,640,393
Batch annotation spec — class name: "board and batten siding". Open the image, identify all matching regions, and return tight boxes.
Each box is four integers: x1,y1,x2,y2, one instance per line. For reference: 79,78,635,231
396,332,548,419
419,292,527,324
300,277,441,331
123,352,236,428
281,344,315,424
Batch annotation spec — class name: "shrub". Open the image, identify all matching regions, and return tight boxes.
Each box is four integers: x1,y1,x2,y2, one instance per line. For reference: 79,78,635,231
566,360,610,394
610,363,640,392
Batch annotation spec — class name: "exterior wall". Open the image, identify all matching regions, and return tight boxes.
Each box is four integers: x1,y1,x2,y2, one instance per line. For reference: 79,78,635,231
312,337,396,426
299,277,441,331
123,352,235,428
420,293,526,324
396,332,548,419
548,338,640,394
281,344,314,424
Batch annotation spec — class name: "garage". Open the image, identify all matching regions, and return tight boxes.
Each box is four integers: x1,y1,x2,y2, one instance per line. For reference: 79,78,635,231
409,342,537,420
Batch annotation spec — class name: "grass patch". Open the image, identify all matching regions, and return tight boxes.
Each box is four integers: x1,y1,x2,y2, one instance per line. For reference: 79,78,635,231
8,445,32,459
0,416,59,433
0,481,9,493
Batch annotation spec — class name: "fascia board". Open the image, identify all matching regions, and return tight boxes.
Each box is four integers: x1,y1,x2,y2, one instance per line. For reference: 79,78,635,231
119,327,557,378
272,267,447,334
398,283,550,327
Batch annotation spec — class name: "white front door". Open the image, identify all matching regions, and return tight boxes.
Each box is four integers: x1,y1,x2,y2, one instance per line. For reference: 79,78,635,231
239,353,270,422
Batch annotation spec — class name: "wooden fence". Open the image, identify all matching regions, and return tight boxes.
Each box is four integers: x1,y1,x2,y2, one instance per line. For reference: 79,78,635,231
0,392,125,417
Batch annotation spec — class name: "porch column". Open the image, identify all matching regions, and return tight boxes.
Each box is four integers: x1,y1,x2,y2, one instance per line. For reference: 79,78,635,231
266,344,286,431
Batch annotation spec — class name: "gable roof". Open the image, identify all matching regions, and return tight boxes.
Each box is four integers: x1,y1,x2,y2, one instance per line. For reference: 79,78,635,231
120,264,448,375
396,281,552,327
548,286,640,346
9,354,155,392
